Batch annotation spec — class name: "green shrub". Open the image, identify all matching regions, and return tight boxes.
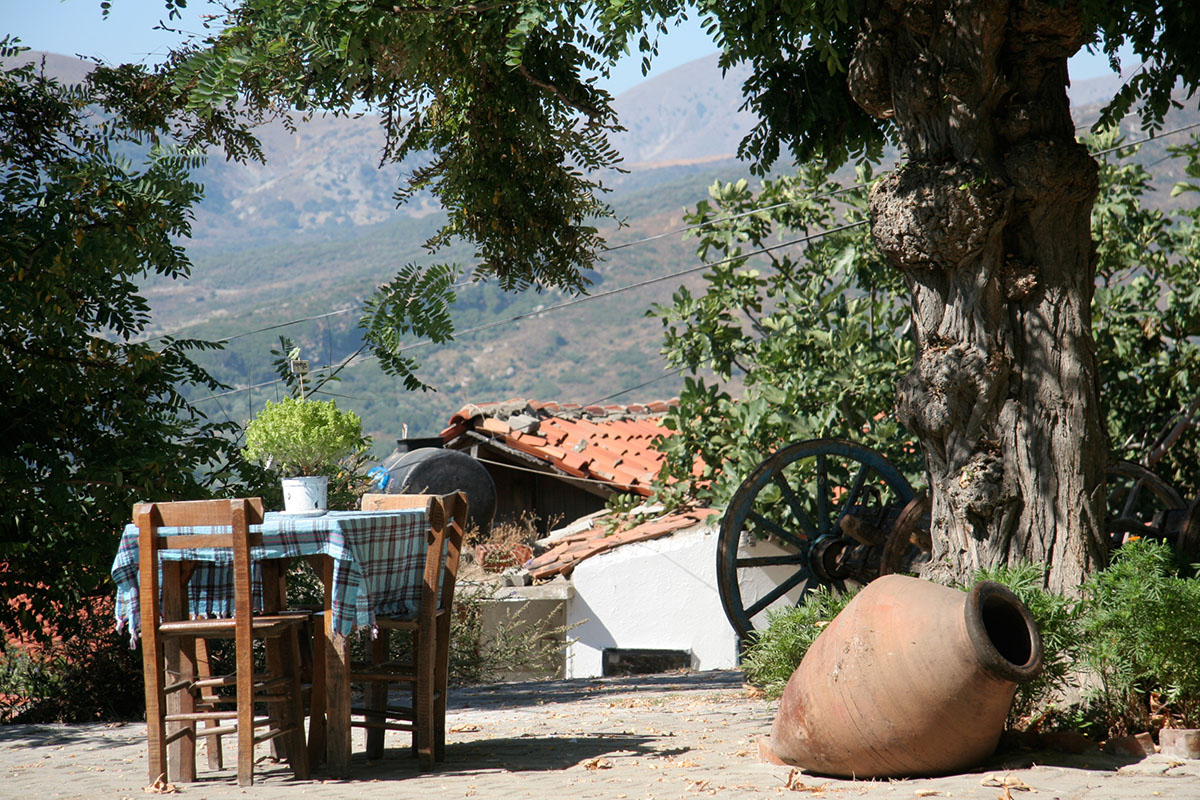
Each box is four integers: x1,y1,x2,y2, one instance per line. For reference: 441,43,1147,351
0,616,143,723
448,584,576,685
1082,538,1200,733
968,564,1084,728
243,397,368,477
740,585,859,699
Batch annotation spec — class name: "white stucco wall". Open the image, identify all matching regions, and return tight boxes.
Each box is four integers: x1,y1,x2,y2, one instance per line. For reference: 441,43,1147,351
564,523,739,678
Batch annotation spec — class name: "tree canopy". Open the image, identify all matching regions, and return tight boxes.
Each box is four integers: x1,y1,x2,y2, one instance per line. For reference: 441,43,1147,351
120,0,1200,588
165,0,1199,287
0,42,267,643
653,132,1200,509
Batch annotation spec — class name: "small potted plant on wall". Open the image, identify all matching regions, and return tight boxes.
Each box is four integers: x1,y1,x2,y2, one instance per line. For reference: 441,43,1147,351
243,396,369,514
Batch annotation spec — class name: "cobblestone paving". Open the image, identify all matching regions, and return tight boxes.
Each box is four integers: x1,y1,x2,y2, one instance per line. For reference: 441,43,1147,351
2,670,1198,799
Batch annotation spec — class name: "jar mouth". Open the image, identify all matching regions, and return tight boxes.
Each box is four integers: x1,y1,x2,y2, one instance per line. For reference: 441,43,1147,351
964,580,1044,684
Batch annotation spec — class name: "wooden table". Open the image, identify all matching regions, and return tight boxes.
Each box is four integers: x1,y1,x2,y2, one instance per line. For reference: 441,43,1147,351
112,508,432,778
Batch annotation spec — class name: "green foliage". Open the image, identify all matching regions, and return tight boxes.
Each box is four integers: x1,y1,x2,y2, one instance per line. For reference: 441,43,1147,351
739,585,858,699
360,262,460,390
448,584,575,686
1082,539,1200,732
1091,130,1200,495
243,396,369,477
0,604,143,723
128,0,1200,403
1080,0,1200,134
0,45,271,648
968,564,1084,727
651,134,1200,510
744,543,1200,736
172,0,619,294
650,164,918,508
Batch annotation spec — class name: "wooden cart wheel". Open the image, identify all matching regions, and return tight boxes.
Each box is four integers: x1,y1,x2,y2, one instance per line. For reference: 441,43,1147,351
717,438,915,641
1105,461,1185,547
879,491,932,576
1174,497,1200,566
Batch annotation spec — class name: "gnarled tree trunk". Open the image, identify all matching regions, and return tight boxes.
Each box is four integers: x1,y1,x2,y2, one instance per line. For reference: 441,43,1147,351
849,0,1107,592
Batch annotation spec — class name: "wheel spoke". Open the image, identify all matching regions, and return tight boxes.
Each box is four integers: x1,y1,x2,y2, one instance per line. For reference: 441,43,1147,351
745,568,811,619
736,554,808,568
772,474,816,537
1121,479,1145,520
816,454,829,531
837,464,870,519
747,511,810,551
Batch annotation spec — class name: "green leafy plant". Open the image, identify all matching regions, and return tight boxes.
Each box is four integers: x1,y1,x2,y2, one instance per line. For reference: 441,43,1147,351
968,564,1084,728
649,163,918,511
1081,539,1200,734
0,602,144,723
0,44,274,653
739,585,859,699
242,396,369,477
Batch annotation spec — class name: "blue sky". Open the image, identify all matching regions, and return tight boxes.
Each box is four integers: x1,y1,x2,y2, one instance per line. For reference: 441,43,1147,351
4,0,1128,95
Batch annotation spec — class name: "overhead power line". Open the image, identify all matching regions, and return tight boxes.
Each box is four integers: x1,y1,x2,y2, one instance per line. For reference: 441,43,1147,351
148,119,1200,350
192,218,867,404
186,120,1200,405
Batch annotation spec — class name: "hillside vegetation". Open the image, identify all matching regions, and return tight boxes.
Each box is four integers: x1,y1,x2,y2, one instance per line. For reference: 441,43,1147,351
14,48,1184,456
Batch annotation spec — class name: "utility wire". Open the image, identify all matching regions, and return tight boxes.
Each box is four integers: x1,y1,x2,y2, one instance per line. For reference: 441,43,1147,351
192,219,865,404
185,119,1200,406
143,119,1200,350
1091,121,1200,157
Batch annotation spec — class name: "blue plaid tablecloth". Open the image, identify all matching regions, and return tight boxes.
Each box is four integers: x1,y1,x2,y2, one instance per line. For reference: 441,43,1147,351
112,509,429,641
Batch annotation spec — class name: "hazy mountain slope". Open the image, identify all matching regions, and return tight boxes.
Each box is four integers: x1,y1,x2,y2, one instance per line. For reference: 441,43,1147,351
8,49,1198,452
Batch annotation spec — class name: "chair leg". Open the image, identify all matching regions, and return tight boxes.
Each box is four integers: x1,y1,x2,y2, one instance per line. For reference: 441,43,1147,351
414,628,435,770
282,627,311,780
175,637,199,782
264,634,290,764
142,629,168,786
365,629,390,760
194,639,224,770
434,619,452,762
236,633,255,786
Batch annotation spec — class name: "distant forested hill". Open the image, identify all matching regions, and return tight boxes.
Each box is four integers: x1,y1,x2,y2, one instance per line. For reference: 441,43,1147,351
8,49,1196,455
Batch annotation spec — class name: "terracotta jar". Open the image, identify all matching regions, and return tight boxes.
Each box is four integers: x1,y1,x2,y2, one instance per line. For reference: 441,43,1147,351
765,574,1043,778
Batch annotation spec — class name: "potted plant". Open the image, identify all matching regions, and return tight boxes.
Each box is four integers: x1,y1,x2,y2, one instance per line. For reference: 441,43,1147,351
243,396,369,514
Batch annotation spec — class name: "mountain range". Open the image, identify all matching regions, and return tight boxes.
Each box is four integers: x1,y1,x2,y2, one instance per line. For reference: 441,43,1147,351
8,49,1197,453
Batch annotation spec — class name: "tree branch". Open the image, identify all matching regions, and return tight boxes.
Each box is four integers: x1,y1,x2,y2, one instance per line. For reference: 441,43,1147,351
517,65,602,121
376,1,517,15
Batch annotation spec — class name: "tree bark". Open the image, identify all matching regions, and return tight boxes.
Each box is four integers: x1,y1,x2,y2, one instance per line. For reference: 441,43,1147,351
848,0,1107,592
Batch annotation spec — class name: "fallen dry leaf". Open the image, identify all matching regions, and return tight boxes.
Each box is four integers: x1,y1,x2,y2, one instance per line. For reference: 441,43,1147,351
981,774,1035,792
142,774,179,794
743,684,766,699
915,791,944,797
784,768,828,793
581,756,613,770
449,723,481,733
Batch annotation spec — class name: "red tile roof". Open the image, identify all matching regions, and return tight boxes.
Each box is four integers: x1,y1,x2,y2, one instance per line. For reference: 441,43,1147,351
525,508,720,579
440,398,681,496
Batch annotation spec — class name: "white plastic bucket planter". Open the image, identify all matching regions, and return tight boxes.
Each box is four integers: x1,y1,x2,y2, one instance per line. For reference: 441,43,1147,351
281,475,329,515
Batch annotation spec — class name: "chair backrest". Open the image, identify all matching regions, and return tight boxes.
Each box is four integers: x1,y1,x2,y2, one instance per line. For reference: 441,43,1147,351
359,493,467,616
135,498,268,634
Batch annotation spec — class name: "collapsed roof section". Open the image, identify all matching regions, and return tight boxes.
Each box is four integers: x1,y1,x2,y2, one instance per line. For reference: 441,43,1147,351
439,399,681,497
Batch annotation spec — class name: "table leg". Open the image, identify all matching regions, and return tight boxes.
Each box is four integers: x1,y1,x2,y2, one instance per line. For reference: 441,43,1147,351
322,557,352,778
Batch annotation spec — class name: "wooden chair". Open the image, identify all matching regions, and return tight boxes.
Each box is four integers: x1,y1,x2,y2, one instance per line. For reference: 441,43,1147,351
136,498,309,787
348,492,466,768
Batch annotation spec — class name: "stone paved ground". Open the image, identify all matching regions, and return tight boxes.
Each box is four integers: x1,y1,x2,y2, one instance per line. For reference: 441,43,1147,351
2,670,1198,799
